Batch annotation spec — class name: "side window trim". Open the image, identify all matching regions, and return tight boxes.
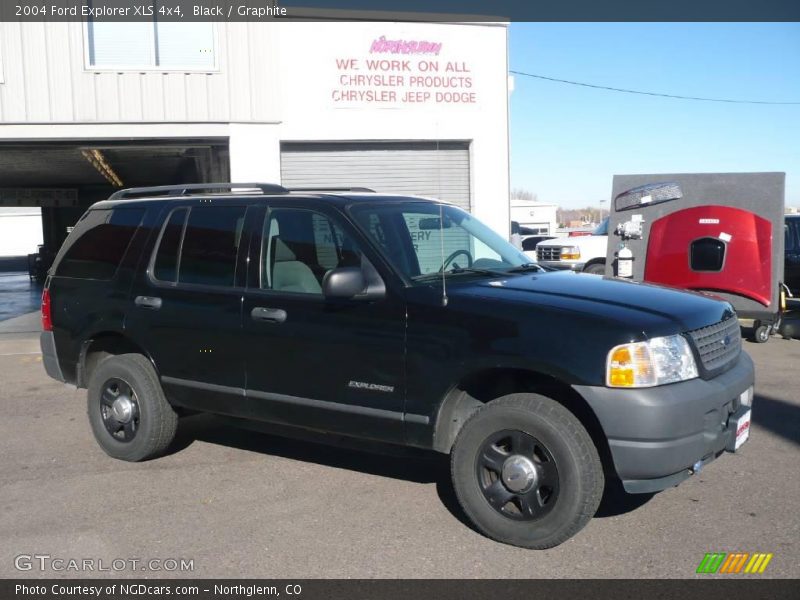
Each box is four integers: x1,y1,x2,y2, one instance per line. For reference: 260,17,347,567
148,206,189,287
175,207,190,284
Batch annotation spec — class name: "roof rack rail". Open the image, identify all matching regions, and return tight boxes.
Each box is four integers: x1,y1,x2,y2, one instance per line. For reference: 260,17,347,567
288,187,376,193
108,183,289,200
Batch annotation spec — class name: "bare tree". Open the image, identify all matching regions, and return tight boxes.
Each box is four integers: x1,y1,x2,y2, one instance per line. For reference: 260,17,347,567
511,188,537,202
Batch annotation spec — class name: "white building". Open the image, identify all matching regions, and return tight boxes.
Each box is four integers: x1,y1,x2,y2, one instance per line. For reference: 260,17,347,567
0,20,510,259
510,200,558,235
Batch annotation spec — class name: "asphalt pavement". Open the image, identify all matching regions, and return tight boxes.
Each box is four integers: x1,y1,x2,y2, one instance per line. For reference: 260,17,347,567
0,312,798,579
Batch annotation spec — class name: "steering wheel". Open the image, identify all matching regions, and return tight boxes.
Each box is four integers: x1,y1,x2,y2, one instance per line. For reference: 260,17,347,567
440,249,474,272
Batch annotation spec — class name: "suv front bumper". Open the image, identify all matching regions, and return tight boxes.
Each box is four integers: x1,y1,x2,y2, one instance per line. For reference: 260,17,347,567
574,351,755,493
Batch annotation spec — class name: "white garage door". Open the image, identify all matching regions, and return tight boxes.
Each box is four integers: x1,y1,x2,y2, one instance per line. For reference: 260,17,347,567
280,142,471,212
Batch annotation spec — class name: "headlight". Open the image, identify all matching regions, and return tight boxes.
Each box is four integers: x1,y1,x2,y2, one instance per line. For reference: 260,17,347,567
560,246,580,260
606,334,698,388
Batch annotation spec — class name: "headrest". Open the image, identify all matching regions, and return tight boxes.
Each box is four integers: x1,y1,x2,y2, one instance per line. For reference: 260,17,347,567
272,237,297,262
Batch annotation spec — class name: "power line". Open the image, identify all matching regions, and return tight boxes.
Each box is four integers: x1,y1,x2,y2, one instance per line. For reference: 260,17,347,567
509,70,800,105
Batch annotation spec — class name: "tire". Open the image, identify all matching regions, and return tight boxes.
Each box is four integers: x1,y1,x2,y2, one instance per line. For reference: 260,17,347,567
751,321,771,343
87,353,178,462
583,263,606,275
450,393,604,549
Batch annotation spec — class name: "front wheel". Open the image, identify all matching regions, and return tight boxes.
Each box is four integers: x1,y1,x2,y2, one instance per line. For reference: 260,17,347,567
450,394,604,549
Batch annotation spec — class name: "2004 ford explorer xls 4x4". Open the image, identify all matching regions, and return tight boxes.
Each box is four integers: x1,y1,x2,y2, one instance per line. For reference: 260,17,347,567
39,183,754,548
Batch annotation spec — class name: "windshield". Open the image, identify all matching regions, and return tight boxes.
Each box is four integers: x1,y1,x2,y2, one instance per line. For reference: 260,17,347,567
593,217,609,236
351,202,531,281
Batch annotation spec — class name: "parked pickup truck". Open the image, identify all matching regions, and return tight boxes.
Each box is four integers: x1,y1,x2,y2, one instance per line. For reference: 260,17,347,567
40,184,754,549
536,217,609,274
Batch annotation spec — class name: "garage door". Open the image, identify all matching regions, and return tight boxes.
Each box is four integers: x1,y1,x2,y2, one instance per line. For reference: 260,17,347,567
280,142,471,212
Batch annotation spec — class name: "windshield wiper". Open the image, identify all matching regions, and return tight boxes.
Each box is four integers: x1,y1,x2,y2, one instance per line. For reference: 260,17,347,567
414,267,505,282
507,263,545,273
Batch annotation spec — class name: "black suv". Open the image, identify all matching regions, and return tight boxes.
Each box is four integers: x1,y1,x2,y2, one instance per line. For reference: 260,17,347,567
40,183,755,549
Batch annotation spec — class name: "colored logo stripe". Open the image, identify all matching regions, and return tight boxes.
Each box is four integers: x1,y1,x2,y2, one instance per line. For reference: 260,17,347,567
744,553,773,574
697,552,773,574
697,553,726,573
719,552,749,573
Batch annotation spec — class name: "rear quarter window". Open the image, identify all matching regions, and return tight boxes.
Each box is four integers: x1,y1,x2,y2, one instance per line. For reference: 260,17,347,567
55,208,145,280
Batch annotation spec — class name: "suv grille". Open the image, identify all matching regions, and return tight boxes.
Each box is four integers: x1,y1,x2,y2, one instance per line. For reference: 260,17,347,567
688,316,741,372
537,246,561,262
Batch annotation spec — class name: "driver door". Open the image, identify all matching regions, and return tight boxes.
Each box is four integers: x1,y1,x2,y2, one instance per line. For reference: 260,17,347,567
240,203,407,443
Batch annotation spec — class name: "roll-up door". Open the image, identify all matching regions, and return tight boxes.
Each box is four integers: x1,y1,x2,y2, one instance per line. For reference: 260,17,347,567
280,142,471,212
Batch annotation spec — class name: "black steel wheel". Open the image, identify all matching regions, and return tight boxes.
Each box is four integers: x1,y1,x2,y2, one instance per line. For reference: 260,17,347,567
99,378,140,442
451,393,604,549
476,429,559,521
88,353,178,462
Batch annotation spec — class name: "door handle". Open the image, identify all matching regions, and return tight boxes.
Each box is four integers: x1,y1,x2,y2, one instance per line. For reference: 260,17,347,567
134,296,162,310
251,307,287,323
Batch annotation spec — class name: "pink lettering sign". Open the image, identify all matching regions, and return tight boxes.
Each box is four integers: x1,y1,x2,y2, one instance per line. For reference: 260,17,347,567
370,36,443,56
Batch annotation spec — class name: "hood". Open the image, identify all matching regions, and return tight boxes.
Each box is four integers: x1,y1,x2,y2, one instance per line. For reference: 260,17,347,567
448,270,734,337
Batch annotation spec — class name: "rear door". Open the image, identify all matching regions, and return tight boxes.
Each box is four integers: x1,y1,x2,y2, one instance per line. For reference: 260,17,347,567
126,200,255,416
240,200,407,443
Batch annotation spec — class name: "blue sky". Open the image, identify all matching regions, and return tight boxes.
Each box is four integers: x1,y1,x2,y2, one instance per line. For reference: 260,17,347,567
508,23,800,209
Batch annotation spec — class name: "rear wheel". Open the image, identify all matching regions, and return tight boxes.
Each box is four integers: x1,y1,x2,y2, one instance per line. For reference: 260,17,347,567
450,394,603,549
87,354,178,462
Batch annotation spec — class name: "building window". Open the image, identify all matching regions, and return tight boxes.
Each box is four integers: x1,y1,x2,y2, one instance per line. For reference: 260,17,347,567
86,15,216,70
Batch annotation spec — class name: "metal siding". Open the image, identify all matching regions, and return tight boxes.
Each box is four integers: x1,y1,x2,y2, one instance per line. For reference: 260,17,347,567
280,143,472,211
45,22,74,121
67,22,97,122
0,22,277,124
20,22,50,121
0,22,28,120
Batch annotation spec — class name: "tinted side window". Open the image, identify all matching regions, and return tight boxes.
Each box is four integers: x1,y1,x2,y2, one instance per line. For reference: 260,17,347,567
56,208,144,280
785,221,798,253
153,208,188,283
179,206,246,287
261,209,361,295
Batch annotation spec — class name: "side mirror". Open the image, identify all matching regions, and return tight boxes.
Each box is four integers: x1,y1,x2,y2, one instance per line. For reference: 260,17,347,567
322,261,386,301
322,267,366,299
614,182,682,212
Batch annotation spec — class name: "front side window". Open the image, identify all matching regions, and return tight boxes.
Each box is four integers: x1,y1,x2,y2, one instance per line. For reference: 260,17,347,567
152,206,245,287
260,209,362,295
86,16,215,70
56,208,144,280
352,203,530,281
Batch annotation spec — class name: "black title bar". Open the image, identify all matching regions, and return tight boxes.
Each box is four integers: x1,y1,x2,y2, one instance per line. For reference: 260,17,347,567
3,579,800,600
0,0,799,22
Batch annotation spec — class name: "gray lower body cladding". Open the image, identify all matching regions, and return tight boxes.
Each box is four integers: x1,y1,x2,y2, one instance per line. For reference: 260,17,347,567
40,331,65,383
574,351,754,493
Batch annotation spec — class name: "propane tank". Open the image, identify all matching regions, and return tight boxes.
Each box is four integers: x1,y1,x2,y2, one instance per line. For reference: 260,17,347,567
617,244,634,278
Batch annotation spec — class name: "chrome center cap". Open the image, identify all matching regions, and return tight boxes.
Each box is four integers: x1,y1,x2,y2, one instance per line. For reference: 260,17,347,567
501,455,538,493
111,396,134,423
